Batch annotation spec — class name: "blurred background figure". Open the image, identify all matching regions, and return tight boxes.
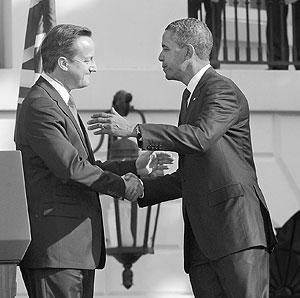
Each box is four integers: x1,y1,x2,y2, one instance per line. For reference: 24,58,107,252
265,0,300,69
188,0,223,69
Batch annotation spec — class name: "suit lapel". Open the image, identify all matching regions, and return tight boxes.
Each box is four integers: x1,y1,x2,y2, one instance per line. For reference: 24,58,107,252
185,89,200,122
182,67,217,123
78,115,95,164
179,87,201,124
36,77,90,156
178,96,188,126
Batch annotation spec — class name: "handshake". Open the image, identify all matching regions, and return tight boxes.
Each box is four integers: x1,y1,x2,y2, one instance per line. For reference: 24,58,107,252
121,173,144,202
120,150,174,202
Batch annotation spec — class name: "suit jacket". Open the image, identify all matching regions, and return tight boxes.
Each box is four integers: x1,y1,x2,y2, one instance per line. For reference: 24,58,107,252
14,77,137,270
138,67,276,272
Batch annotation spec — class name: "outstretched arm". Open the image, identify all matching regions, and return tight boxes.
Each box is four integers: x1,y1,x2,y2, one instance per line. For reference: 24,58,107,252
138,170,182,207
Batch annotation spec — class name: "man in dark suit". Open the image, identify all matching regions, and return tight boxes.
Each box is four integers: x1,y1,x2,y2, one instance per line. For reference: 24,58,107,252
188,0,223,69
14,24,172,298
265,0,300,70
87,18,277,297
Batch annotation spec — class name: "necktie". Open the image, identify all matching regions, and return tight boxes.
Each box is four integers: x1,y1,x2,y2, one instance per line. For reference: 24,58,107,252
67,97,92,159
181,88,191,121
182,88,191,105
68,96,79,125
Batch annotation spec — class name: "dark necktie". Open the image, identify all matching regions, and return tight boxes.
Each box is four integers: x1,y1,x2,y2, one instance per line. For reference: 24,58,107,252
180,88,191,122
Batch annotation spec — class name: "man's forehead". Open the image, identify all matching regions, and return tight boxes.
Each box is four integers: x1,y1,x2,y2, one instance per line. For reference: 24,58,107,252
74,36,93,47
73,36,94,53
162,30,178,46
163,30,174,38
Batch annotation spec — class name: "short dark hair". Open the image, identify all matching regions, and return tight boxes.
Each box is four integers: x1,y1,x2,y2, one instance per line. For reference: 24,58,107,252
41,24,92,73
165,18,213,60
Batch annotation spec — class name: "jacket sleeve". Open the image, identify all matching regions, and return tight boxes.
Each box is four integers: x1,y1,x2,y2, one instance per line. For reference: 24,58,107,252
138,170,182,207
138,79,240,155
95,159,137,176
21,96,125,198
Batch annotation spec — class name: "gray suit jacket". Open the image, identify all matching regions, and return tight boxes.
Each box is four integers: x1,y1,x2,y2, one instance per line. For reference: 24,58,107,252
15,77,136,269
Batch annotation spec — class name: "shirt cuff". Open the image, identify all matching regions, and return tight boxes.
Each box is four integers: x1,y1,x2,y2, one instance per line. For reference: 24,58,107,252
139,178,144,198
135,125,143,148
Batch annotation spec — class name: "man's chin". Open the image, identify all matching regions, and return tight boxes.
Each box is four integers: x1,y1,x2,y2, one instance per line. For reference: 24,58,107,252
79,81,90,88
77,85,87,89
164,73,174,81
163,71,172,80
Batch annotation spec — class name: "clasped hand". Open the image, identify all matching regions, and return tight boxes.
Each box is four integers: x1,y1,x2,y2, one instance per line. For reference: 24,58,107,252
121,173,144,202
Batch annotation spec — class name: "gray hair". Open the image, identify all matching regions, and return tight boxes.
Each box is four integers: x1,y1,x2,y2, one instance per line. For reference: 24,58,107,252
165,18,213,60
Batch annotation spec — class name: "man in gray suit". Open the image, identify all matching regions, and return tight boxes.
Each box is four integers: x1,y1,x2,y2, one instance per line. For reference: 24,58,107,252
88,18,277,297
14,24,171,298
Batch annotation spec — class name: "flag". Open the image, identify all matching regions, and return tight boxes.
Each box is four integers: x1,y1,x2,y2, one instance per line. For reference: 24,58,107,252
18,0,56,104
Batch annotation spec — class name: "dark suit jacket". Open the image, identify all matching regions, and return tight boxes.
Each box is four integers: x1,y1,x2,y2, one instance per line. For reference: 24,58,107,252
14,77,136,270
138,67,276,272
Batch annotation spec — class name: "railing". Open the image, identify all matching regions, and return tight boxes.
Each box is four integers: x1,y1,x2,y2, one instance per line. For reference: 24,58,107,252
188,0,300,69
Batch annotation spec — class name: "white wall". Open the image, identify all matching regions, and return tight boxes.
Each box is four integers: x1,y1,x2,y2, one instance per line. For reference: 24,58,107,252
1,0,300,297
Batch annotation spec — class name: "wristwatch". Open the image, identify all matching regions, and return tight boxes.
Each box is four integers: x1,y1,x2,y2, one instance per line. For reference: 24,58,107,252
135,125,143,148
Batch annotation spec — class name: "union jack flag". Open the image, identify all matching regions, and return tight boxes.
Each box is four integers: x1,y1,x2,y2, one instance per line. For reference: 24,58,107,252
18,0,56,104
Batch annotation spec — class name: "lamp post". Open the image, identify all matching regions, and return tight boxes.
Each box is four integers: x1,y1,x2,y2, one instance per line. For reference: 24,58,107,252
103,137,161,289
96,92,160,289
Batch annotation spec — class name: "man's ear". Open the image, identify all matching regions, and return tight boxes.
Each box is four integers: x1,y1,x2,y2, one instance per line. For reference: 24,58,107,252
186,44,195,60
58,57,69,71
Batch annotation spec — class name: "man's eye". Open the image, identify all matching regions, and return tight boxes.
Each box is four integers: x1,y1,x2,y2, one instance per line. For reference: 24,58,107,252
84,57,94,63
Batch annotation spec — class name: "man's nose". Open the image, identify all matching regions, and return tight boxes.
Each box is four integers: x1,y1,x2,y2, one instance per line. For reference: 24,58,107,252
158,52,163,62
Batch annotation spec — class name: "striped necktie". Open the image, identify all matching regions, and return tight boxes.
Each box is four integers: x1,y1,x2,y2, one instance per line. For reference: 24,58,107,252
67,96,89,154
68,96,79,124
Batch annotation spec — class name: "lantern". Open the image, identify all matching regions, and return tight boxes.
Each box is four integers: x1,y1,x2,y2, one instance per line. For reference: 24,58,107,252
104,198,160,289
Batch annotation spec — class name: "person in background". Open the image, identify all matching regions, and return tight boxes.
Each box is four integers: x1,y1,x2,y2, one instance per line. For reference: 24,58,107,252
266,0,300,69
188,0,223,69
87,18,277,297
14,24,172,298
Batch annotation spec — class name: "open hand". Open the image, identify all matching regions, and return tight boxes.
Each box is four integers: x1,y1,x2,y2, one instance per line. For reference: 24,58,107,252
136,151,174,177
87,108,134,137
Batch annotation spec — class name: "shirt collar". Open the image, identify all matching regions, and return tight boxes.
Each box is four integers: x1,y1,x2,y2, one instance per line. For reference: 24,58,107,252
41,72,70,105
186,64,211,94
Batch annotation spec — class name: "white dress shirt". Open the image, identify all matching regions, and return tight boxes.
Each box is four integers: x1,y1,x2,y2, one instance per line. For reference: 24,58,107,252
186,64,211,106
41,72,70,105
